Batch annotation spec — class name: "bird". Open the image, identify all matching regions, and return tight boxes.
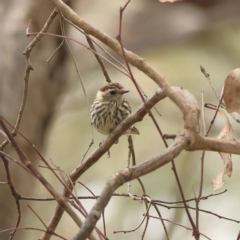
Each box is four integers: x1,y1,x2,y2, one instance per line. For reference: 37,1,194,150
90,82,139,137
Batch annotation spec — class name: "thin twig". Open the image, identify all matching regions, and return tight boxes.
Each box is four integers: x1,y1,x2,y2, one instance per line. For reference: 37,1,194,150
61,14,128,73
85,34,111,83
201,91,207,136
0,9,58,150
116,6,164,142
0,227,67,240
200,65,220,100
27,205,48,229
153,189,227,204
81,139,94,163
0,118,88,236
1,156,21,240
46,40,65,64
114,201,152,234
205,94,224,136
194,91,207,239
151,202,170,240
153,202,240,224
117,13,190,237
26,31,130,78
146,215,212,240
77,181,106,239
17,189,227,202
59,15,94,143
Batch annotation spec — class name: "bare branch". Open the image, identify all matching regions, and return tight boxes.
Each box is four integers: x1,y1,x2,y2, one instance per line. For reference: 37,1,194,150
191,136,240,154
48,0,201,128
72,134,188,240
0,118,92,239
41,87,167,240
85,34,111,83
0,9,58,150
200,65,220,100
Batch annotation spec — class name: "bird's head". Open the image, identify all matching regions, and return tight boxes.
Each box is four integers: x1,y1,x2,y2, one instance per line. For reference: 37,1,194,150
96,82,129,102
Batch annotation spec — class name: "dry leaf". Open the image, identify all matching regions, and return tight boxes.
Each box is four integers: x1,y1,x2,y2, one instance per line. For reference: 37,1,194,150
212,171,225,191
217,110,233,177
223,68,240,114
212,110,233,191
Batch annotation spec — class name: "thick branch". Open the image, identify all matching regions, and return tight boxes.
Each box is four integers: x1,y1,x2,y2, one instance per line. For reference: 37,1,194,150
0,118,95,239
41,88,166,239
49,0,200,136
191,135,240,154
72,134,188,240
35,6,240,235
74,89,166,173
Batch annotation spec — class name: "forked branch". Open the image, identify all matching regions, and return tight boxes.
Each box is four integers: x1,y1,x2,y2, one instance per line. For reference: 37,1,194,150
72,133,189,240
38,1,240,240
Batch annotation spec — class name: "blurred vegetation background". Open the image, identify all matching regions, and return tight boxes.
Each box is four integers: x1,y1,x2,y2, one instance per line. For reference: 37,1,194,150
1,0,240,239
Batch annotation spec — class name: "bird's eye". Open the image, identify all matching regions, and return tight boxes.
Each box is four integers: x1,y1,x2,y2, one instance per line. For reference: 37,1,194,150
110,91,116,95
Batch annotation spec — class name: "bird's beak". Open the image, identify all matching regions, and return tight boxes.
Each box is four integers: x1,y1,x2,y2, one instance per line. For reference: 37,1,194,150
121,90,129,94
